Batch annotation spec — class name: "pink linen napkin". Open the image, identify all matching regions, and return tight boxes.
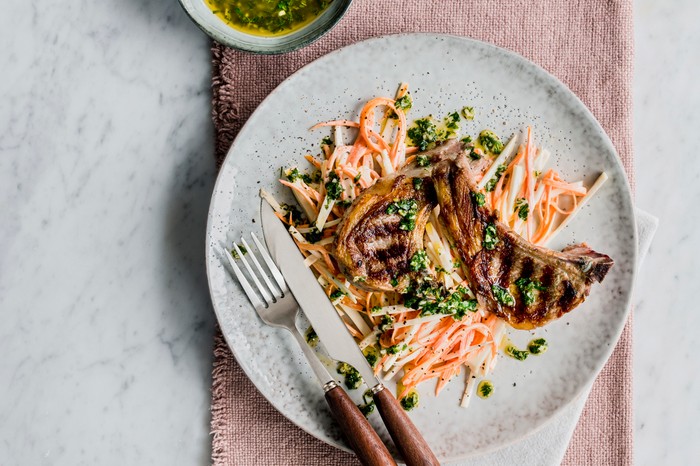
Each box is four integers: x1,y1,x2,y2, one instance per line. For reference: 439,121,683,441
210,1,634,464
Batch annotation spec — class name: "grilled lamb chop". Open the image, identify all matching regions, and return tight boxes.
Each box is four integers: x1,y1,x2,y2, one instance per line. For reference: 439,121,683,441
432,153,614,329
333,141,469,292
333,139,613,329
332,175,431,292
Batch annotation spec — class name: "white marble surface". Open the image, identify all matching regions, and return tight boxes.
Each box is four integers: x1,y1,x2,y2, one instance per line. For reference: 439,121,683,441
633,1,700,464
0,0,696,465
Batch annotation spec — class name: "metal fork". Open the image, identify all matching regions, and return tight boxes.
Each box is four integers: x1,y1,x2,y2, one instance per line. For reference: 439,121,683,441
220,233,396,466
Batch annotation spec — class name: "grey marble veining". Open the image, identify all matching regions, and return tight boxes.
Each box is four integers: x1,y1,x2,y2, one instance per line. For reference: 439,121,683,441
0,0,696,465
0,1,216,464
633,1,700,464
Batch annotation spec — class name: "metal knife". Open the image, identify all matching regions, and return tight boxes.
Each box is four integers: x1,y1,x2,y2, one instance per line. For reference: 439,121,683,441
261,201,439,466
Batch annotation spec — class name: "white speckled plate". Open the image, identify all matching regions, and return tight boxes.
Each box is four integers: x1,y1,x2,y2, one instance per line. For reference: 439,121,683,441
205,34,637,462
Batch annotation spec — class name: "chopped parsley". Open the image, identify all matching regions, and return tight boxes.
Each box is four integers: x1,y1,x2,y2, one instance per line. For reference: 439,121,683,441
370,306,382,314
378,315,394,331
390,277,399,287
505,344,529,361
412,177,424,190
386,198,419,231
387,344,408,355
321,136,333,146
477,380,494,398
305,227,322,243
403,283,477,319
285,167,316,184
363,346,380,367
515,277,546,306
358,401,375,417
483,223,499,250
353,172,362,183
280,203,304,224
337,362,362,390
443,112,461,137
515,198,529,221
324,172,343,200
461,106,475,120
395,93,413,111
330,289,346,301
491,284,515,307
400,390,419,411
408,117,440,151
478,130,504,155
409,250,429,271
468,149,482,160
416,155,431,167
484,164,506,192
461,135,473,144
528,338,548,355
357,389,376,417
472,192,486,207
285,167,303,182
230,244,248,259
305,327,318,348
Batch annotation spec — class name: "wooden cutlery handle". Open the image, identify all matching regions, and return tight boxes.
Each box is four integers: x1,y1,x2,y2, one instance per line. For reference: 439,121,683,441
324,383,397,466
372,386,440,466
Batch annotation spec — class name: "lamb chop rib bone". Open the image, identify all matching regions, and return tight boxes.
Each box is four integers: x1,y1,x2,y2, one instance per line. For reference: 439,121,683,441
333,139,613,329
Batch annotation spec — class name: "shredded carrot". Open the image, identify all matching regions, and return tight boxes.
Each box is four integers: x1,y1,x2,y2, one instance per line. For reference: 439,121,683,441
271,87,604,407
311,119,360,130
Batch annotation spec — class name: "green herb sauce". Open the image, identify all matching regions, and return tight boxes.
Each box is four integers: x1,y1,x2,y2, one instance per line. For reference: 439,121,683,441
324,172,343,200
363,346,380,367
357,389,376,417
230,244,248,259
477,380,494,398
205,0,333,36
478,130,504,155
483,223,499,250
386,198,419,231
505,344,529,361
515,277,547,306
514,198,529,221
402,283,477,319
484,164,507,192
528,338,548,355
409,249,429,271
337,362,362,390
305,326,318,348
400,390,419,410
491,284,515,307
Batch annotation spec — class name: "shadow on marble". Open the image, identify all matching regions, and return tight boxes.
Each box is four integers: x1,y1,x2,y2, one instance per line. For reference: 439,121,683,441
120,0,210,37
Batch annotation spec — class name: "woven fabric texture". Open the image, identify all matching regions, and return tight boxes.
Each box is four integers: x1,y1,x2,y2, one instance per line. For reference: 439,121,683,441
210,1,634,464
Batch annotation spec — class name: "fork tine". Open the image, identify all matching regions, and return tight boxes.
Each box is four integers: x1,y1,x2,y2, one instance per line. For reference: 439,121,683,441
233,244,274,306
250,232,286,292
240,237,280,299
221,247,265,310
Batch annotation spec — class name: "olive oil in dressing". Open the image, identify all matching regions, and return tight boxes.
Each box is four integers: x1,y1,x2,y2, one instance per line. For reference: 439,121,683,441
205,0,333,36
477,380,494,399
